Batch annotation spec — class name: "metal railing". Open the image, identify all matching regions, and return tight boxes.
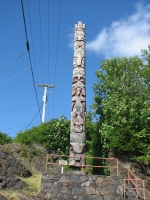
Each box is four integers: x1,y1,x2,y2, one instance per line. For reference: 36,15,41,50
124,168,150,199
46,154,118,176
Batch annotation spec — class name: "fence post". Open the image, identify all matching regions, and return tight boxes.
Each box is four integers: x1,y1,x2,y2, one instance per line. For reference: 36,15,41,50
128,170,130,184
46,154,48,172
143,180,145,200
116,159,118,176
110,166,112,176
124,179,126,198
136,179,138,198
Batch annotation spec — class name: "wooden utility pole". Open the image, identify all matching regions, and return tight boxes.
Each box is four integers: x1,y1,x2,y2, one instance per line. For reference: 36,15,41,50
37,84,55,123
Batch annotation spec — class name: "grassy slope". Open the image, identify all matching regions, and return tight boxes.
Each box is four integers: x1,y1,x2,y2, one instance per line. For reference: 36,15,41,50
1,173,41,200
0,143,46,200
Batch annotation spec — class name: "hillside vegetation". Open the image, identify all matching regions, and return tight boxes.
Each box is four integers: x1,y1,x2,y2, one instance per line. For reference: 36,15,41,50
0,48,149,171
91,48,150,163
0,48,150,200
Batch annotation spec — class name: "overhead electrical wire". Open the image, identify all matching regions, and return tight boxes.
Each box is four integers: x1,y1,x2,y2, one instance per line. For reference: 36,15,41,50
53,0,61,85
39,0,45,83
0,50,27,73
0,65,30,87
2,121,41,131
47,0,51,120
47,0,51,84
20,0,41,121
25,103,43,130
26,0,39,94
0,103,41,114
52,0,61,117
3,121,41,138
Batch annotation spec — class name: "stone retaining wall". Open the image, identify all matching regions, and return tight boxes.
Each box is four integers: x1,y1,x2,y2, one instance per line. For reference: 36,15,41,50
39,171,124,200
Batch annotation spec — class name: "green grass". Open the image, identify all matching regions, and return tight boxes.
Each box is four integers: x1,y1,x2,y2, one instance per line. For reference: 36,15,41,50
20,173,41,193
0,190,19,200
0,173,41,200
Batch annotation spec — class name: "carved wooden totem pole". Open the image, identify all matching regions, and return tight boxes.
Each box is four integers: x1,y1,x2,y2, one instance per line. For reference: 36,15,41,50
70,21,86,166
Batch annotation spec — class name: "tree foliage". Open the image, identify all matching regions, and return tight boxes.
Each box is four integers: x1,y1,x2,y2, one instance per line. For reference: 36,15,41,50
14,113,101,162
86,111,102,157
0,132,12,145
86,111,104,174
14,115,70,155
92,51,150,162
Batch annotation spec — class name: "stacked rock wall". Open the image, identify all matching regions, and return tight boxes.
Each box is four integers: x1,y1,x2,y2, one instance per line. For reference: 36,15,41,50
39,171,124,200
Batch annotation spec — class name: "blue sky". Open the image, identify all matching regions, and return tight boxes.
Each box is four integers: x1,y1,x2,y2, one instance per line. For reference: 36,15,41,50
0,0,150,138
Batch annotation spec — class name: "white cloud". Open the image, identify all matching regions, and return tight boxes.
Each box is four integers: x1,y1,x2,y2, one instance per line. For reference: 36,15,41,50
67,29,74,49
87,3,150,58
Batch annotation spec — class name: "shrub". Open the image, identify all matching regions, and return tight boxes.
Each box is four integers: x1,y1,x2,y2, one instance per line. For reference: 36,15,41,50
0,132,12,145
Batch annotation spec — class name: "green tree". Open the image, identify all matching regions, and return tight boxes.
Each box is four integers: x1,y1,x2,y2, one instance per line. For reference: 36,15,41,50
86,111,102,157
14,115,70,155
0,132,12,145
92,51,150,162
14,113,103,160
86,112,111,175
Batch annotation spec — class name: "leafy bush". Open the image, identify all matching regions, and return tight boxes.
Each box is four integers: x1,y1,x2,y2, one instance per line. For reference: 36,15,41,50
86,112,105,174
0,132,12,145
14,115,70,155
14,113,105,173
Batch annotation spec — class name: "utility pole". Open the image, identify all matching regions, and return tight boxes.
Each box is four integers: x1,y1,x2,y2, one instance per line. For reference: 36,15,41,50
37,84,55,123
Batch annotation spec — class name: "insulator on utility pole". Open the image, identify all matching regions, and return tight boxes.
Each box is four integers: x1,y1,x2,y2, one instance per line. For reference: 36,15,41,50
37,84,55,123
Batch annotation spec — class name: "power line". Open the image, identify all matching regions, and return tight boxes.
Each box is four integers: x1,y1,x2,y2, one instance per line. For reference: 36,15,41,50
0,50,27,73
47,0,51,120
1,121,41,131
26,0,39,97
25,104,43,130
0,65,30,87
52,0,61,117
0,103,41,114
39,0,44,83
20,0,41,121
53,0,61,85
47,0,51,84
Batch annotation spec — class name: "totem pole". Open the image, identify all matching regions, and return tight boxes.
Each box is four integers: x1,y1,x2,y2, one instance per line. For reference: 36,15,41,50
70,21,86,166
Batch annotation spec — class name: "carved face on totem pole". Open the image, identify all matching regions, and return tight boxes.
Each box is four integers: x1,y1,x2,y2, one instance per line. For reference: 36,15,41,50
70,21,86,166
